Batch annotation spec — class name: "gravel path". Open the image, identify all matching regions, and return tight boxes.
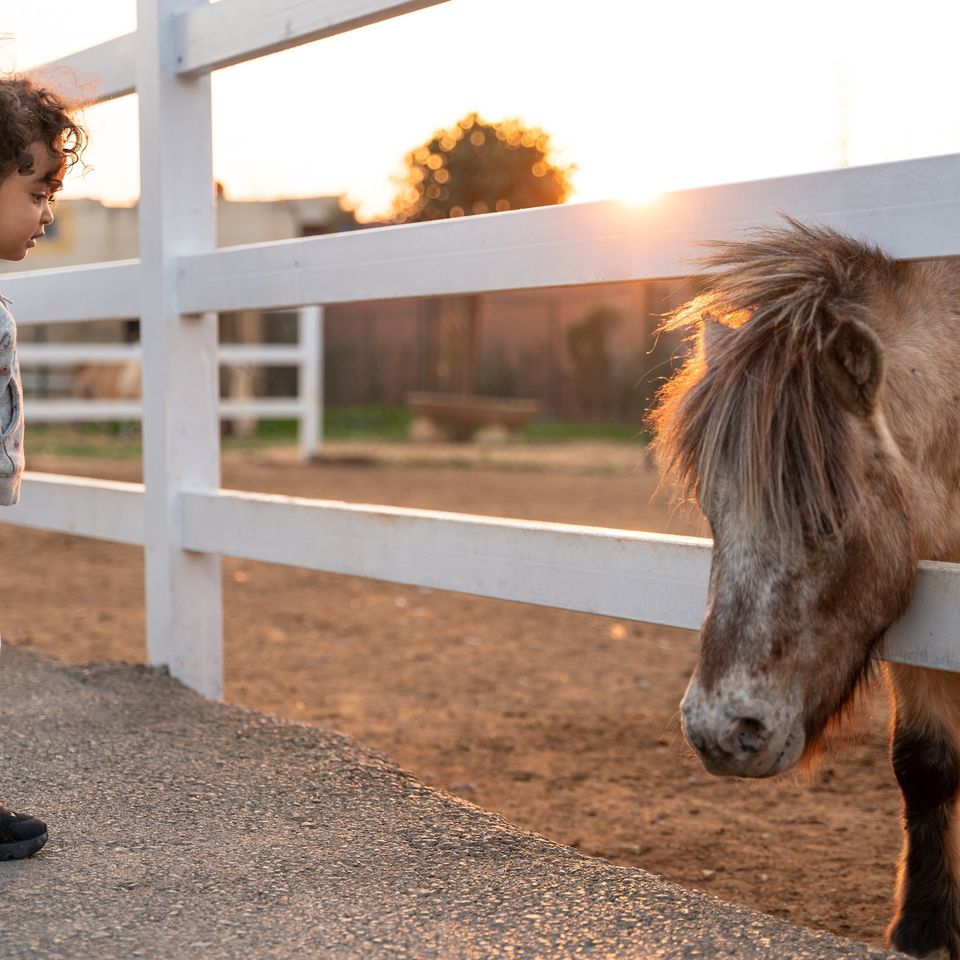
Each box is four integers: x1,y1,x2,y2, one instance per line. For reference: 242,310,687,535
0,645,903,959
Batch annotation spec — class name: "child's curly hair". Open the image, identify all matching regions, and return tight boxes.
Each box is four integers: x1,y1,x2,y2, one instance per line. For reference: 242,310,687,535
0,75,86,180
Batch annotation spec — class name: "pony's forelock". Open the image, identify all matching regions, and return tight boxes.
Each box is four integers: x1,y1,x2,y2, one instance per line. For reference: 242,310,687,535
650,219,900,547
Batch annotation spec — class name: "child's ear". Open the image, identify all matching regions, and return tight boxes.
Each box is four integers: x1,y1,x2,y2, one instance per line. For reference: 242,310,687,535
821,318,885,416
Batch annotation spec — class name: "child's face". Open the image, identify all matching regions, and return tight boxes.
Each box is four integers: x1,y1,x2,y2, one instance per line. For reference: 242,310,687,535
0,142,62,261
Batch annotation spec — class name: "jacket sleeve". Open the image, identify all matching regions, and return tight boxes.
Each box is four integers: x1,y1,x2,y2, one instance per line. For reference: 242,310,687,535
0,300,24,506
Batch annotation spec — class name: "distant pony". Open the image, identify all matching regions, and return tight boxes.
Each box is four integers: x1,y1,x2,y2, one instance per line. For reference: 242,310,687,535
653,220,960,957
72,359,141,402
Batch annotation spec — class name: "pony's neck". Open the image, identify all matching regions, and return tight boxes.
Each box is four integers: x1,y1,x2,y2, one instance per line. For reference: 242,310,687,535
881,260,960,560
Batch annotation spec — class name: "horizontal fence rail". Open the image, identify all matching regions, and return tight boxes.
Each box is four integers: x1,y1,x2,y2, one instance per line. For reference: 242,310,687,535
18,344,141,364
17,343,308,365
0,261,140,325
176,0,450,76
27,0,450,104
171,492,960,675
23,397,307,421
177,154,960,313
5,154,959,324
8,474,960,673
10,473,144,545
180,489,715,626
28,33,137,102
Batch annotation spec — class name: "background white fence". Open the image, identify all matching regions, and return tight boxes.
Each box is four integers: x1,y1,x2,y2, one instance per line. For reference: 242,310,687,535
5,0,960,698
15,305,325,462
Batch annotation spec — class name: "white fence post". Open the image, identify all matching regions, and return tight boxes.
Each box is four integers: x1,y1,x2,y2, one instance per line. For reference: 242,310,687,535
297,305,323,461
137,0,223,698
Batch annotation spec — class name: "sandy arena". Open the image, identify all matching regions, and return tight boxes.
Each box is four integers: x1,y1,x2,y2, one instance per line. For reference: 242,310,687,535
6,441,902,949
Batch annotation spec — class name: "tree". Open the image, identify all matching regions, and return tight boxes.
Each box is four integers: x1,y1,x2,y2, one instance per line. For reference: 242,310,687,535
394,114,574,396
393,112,574,223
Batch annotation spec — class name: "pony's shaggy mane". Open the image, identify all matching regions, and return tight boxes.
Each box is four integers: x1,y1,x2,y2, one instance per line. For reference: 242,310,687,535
651,219,901,544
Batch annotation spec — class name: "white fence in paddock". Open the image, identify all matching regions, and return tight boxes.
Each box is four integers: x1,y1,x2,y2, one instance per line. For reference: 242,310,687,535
15,305,325,462
7,0,960,698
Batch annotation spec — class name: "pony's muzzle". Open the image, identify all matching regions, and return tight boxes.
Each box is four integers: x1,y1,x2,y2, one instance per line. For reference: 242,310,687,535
681,687,804,778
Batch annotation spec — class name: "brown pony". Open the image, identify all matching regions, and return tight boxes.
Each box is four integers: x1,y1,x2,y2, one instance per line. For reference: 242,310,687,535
652,219,960,958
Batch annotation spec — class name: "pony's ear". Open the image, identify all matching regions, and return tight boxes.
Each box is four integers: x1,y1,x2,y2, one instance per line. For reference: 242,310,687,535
701,316,734,362
821,318,885,416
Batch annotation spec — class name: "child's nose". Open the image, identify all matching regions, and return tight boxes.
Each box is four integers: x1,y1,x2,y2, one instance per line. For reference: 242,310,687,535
41,201,55,225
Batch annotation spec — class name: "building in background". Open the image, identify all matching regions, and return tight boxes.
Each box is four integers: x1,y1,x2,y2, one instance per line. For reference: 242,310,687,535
0,191,353,270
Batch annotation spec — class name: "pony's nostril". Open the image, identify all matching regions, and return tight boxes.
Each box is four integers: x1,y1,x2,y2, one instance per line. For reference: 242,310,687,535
730,716,770,756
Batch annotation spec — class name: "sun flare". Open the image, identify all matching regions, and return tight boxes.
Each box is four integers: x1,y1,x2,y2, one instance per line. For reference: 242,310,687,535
613,182,664,208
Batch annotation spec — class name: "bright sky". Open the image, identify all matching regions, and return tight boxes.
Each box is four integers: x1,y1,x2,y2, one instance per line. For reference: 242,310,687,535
3,0,960,220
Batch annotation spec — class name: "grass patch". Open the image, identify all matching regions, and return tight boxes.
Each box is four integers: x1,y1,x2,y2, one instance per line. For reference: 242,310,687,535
324,405,412,442
27,423,142,458
24,406,645,458
323,406,644,443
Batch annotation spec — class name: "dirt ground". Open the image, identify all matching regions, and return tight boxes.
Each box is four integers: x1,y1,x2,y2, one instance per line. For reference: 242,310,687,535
5,441,903,949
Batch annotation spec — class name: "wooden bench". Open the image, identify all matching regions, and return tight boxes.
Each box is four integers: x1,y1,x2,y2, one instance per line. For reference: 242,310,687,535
406,392,542,443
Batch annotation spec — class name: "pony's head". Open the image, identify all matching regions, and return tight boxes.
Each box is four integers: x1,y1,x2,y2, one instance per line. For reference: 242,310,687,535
653,221,920,778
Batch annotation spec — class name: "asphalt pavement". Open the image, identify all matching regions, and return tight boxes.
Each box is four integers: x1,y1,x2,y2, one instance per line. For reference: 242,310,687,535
0,645,904,959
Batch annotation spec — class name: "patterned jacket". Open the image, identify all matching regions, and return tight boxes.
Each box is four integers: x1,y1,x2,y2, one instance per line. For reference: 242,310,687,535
0,296,24,505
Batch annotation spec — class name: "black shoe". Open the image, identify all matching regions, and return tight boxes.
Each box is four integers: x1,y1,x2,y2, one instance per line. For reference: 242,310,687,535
0,805,47,860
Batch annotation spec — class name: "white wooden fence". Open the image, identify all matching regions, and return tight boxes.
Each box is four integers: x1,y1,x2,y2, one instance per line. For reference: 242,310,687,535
15,305,325,462
6,0,960,698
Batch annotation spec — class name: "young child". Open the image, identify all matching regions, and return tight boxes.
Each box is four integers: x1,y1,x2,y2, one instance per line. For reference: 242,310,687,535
0,75,86,859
